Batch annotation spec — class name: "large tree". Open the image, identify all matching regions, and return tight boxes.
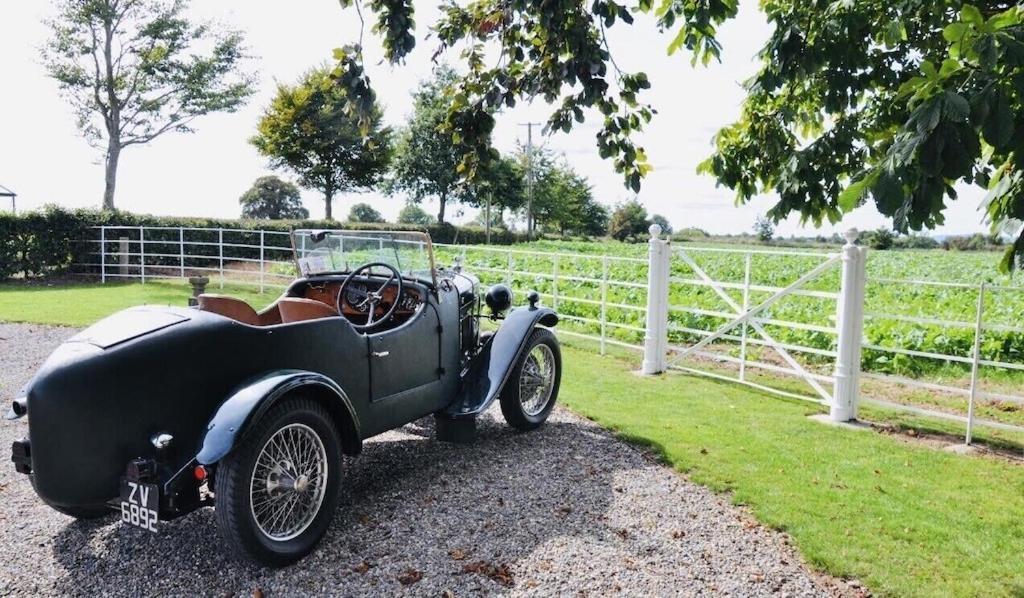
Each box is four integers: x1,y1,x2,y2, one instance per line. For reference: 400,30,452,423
530,156,607,237
387,66,480,223
239,176,308,220
330,0,1024,269
251,67,391,220
43,0,255,209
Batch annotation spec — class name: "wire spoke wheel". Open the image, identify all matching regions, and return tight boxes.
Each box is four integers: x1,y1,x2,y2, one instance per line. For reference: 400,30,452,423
519,343,556,416
249,423,328,542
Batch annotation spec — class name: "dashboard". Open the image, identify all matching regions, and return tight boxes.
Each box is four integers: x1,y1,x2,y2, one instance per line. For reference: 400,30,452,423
299,280,422,320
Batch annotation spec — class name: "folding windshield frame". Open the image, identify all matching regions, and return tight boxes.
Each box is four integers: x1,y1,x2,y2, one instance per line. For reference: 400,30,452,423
290,229,437,288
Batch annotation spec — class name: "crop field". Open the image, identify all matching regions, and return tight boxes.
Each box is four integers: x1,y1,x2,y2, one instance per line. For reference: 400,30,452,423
434,240,1024,434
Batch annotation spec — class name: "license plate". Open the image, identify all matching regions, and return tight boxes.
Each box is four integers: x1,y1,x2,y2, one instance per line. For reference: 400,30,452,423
119,479,159,533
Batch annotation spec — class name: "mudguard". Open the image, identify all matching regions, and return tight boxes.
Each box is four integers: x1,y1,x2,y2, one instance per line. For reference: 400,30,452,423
196,369,361,465
444,305,558,419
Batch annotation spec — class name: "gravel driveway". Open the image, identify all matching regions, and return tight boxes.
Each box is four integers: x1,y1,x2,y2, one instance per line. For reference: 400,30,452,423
0,322,840,596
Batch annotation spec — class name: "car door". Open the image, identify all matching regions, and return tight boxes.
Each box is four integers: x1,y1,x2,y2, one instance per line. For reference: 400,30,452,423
366,295,443,430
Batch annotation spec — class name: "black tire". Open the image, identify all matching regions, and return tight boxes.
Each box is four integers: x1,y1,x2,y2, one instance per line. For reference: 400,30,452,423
214,397,342,567
499,328,562,431
50,503,112,520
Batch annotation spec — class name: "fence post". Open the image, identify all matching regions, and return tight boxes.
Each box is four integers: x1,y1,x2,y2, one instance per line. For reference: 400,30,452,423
506,249,513,287
739,252,752,381
641,224,670,375
139,226,146,284
259,230,266,294
218,229,224,289
119,237,129,276
552,254,560,311
179,227,185,279
965,283,986,445
830,228,866,421
600,256,608,356
100,227,106,283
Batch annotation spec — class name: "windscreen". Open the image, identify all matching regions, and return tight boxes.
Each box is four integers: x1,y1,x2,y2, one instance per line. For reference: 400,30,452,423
292,229,435,284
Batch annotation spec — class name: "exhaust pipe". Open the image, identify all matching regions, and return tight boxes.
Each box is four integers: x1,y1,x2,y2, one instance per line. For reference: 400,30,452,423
6,397,27,420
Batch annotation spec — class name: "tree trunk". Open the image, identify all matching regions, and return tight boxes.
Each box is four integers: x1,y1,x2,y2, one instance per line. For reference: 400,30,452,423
324,189,334,220
437,193,447,224
102,140,120,210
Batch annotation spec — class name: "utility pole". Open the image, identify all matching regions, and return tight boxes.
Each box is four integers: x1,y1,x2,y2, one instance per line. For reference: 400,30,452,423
485,191,492,245
519,122,541,240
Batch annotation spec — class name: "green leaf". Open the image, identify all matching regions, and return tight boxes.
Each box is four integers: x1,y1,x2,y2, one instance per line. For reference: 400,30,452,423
982,90,1014,148
943,22,968,42
961,4,984,26
838,171,878,212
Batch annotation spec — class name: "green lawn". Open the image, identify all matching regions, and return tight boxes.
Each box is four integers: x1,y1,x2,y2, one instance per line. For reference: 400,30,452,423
2,280,1023,596
0,280,280,326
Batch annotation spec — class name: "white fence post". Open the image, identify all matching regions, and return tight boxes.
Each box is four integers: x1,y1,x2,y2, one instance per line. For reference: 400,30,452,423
100,227,106,283
641,224,670,375
965,283,986,445
831,228,866,421
139,226,146,284
600,256,608,356
118,237,129,276
179,227,185,278
739,252,752,381
218,228,224,289
259,230,266,294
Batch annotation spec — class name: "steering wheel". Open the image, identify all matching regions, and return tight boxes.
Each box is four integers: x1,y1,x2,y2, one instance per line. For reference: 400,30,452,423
337,262,405,332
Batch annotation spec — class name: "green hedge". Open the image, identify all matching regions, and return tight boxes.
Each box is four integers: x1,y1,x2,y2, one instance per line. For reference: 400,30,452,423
0,206,526,280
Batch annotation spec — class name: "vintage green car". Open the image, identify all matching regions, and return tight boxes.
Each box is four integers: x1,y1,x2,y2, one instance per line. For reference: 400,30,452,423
9,230,561,566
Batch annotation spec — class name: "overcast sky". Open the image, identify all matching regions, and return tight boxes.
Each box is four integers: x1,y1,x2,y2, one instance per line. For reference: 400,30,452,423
0,1,992,237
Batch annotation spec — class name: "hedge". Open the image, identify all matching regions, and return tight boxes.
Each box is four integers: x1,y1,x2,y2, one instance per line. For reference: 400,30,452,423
0,206,527,280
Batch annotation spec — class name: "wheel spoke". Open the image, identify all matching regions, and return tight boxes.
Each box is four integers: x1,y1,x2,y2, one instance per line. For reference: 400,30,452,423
249,422,330,542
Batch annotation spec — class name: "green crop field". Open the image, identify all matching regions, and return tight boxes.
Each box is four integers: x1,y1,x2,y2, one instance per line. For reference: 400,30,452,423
434,240,1024,434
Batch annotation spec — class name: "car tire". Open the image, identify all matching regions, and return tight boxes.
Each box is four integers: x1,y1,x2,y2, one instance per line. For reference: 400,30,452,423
214,397,342,567
499,327,561,431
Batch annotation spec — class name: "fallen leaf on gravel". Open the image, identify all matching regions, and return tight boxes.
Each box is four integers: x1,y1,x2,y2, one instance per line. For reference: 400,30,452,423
616,529,629,540
252,588,265,598
398,568,423,585
671,530,685,539
353,561,371,574
556,506,572,517
357,514,371,525
461,561,514,587
441,590,455,598
537,560,553,571
448,548,468,561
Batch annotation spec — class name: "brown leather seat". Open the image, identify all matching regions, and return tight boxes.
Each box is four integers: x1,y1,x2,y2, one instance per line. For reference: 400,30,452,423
197,294,282,326
278,297,339,323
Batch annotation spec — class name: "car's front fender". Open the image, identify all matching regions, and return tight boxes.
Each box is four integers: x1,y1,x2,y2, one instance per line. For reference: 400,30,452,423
444,305,558,419
196,370,361,465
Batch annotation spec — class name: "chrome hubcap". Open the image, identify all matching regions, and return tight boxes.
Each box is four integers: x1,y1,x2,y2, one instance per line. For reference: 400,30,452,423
249,423,328,541
520,343,556,416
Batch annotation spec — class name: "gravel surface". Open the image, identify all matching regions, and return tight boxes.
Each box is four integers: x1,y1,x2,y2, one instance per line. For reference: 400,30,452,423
0,322,840,597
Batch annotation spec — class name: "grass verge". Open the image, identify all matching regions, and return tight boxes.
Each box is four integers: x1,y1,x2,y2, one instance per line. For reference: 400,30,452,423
559,348,1024,597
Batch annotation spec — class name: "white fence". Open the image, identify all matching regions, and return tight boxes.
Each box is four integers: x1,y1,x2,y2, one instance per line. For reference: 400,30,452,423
77,225,1024,445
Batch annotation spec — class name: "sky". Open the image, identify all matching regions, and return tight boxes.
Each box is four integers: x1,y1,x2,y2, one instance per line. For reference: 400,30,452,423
0,1,994,237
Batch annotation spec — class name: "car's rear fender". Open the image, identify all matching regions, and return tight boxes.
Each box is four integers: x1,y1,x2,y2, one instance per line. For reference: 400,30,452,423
444,305,558,418
196,370,361,465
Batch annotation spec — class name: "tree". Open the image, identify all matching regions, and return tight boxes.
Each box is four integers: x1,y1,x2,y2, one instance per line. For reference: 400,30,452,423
476,154,526,224
329,1,1024,270
397,203,436,225
698,4,1024,270
43,0,255,209
532,159,608,237
863,228,896,250
388,67,481,223
251,67,391,220
650,215,673,235
608,200,650,242
753,215,774,243
239,176,308,220
348,202,384,223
